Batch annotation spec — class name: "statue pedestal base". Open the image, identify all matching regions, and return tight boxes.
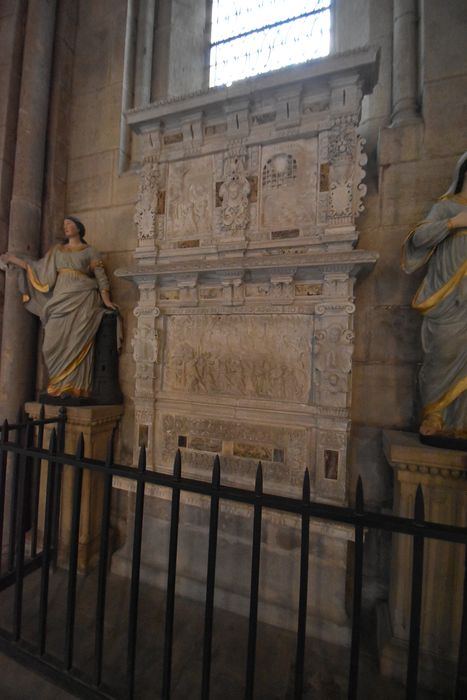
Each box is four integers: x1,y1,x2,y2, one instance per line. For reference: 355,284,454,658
379,430,467,694
25,402,124,573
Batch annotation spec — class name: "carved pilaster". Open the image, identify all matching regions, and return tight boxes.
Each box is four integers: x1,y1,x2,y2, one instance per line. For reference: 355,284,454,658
219,143,251,235
132,281,160,465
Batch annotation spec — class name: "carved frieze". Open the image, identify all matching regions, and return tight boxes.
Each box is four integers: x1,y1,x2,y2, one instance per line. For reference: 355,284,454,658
157,413,307,479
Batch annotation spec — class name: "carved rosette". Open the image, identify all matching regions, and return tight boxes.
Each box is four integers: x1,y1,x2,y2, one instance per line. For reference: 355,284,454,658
219,144,250,233
134,160,160,244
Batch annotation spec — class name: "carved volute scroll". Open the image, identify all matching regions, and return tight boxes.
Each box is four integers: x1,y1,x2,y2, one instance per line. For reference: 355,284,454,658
120,48,379,504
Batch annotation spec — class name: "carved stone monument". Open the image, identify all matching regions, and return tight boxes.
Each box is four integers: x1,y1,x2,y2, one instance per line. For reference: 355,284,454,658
113,48,379,643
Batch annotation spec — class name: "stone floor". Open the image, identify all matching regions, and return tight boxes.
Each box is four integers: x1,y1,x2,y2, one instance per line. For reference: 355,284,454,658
0,567,450,699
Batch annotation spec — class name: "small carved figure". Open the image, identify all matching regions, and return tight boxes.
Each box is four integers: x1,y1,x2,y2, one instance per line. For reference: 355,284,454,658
1,217,119,402
402,152,467,443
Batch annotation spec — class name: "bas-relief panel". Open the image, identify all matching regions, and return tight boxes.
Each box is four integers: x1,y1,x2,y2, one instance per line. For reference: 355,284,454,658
259,139,317,233
162,314,312,402
165,157,214,239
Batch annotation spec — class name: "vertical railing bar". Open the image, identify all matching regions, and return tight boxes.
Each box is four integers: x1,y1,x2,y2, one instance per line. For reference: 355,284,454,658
244,462,263,700
64,433,84,671
8,409,23,572
201,455,221,700
0,420,9,575
162,449,182,700
94,432,115,687
57,406,67,454
38,429,58,656
405,484,425,700
51,407,66,569
127,446,146,700
348,476,365,700
293,468,310,700
455,544,467,700
30,405,45,558
13,422,32,641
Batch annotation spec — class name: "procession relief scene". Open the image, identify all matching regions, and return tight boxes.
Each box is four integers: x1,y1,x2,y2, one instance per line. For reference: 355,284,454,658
162,314,312,403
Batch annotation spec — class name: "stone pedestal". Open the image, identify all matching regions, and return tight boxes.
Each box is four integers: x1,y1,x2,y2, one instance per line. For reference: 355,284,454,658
379,430,467,694
25,402,123,573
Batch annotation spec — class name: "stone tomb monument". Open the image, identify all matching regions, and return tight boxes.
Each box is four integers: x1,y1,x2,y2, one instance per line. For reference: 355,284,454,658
113,48,379,643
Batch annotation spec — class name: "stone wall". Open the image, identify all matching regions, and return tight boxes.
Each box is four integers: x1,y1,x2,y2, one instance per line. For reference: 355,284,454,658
348,0,467,506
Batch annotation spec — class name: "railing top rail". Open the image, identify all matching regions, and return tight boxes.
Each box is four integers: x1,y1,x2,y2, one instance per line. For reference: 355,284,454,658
0,416,66,433
3,439,467,545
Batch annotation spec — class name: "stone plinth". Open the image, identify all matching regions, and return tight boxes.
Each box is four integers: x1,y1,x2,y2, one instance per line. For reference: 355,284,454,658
379,430,467,694
111,489,354,646
25,402,123,572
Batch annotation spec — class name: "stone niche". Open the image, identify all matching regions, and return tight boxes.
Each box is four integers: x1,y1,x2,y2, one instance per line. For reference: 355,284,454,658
113,48,379,644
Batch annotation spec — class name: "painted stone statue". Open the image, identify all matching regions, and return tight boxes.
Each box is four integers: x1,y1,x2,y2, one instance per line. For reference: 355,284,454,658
1,216,120,403
402,152,467,443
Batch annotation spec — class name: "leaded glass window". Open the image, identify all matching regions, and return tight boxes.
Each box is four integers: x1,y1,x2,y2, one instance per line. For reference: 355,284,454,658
209,0,332,87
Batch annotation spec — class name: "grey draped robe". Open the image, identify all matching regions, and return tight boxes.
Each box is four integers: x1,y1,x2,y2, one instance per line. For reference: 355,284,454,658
402,195,467,436
19,244,109,398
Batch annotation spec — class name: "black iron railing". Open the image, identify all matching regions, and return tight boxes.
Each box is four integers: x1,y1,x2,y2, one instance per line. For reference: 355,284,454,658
0,409,465,700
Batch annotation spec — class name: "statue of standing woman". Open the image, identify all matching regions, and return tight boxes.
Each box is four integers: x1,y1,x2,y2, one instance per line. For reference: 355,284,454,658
402,152,467,444
1,217,119,403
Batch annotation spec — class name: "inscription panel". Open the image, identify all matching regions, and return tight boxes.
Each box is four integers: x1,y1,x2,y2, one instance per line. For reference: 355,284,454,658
162,314,312,402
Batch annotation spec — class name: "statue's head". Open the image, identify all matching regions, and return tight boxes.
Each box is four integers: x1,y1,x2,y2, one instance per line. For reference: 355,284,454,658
63,216,86,242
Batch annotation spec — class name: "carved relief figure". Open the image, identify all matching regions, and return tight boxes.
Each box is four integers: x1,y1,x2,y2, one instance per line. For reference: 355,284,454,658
166,160,212,237
402,152,467,442
1,217,119,401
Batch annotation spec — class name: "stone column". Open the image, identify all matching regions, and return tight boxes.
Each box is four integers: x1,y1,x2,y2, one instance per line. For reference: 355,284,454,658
391,0,420,125
0,0,57,420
